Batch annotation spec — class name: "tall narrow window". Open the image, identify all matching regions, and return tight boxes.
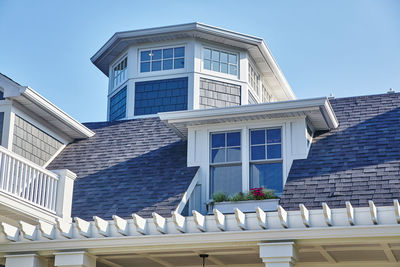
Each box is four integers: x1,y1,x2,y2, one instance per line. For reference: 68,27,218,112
203,48,238,76
140,46,185,73
113,57,127,89
248,63,260,96
249,128,283,195
262,84,272,103
210,131,242,197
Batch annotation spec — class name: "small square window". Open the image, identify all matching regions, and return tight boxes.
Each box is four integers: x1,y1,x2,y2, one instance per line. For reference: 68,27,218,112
141,50,151,61
163,59,173,70
163,48,173,59
152,49,162,60
152,61,161,71
174,47,185,58
140,62,150,72
174,58,184,69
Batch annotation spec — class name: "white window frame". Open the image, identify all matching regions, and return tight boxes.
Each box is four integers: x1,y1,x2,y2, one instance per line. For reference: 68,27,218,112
209,130,242,197
138,45,185,74
204,121,286,201
202,46,239,78
111,56,128,90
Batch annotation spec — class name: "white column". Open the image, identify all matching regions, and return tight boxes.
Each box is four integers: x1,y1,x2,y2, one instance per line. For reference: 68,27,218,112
5,254,47,267
259,242,297,267
54,251,96,267
51,169,77,223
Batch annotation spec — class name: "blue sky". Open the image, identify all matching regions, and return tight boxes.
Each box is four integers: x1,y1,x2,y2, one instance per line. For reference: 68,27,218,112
0,0,399,122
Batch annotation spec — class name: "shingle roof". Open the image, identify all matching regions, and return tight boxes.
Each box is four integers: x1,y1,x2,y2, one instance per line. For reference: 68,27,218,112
280,92,400,210
48,117,198,220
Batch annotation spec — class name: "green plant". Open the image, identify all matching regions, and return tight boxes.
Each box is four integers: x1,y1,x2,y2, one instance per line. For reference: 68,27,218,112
212,192,229,202
230,192,246,202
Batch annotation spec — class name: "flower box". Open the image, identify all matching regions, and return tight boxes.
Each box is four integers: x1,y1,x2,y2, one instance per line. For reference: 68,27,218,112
208,198,280,214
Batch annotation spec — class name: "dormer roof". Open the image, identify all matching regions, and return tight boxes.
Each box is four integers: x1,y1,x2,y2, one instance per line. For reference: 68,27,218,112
91,22,295,101
0,73,95,141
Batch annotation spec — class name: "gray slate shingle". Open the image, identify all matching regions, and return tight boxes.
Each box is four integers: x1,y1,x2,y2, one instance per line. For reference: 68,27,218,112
280,93,400,210
48,117,198,220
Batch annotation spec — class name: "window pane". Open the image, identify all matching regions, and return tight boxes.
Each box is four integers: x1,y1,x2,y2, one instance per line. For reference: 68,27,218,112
174,47,185,58
250,162,282,194
212,133,225,148
227,132,240,146
163,48,173,59
228,54,237,64
151,60,161,71
267,129,281,143
220,52,228,63
174,58,184,69
212,50,219,61
204,59,211,70
221,63,228,73
204,48,211,59
251,130,265,145
140,62,150,72
211,165,242,197
211,148,225,163
229,65,238,75
152,49,162,60
212,61,220,72
163,59,173,70
227,147,241,162
267,144,281,159
141,50,151,61
251,145,265,160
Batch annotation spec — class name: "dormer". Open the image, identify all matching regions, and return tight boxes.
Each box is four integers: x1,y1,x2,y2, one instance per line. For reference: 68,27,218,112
91,22,296,121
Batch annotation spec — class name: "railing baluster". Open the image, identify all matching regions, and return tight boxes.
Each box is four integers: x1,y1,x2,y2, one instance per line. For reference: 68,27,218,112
0,152,5,189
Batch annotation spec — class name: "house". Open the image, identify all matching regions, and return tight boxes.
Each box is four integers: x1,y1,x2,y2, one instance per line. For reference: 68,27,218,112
0,22,399,267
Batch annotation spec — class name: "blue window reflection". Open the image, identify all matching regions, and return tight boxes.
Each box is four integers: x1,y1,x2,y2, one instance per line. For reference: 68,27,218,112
227,132,240,146
211,165,242,197
251,130,265,145
174,47,185,57
250,162,282,194
212,133,225,148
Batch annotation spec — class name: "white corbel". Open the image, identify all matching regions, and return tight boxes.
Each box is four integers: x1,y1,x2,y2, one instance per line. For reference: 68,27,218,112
278,205,288,228
368,200,378,225
152,212,167,234
234,208,246,230
346,201,354,226
113,215,129,236
19,221,37,241
256,207,268,229
38,220,55,240
299,204,310,227
132,213,147,235
192,210,206,232
213,209,226,231
172,211,186,233
56,219,72,239
74,217,92,238
93,216,110,237
0,222,19,241
322,202,332,226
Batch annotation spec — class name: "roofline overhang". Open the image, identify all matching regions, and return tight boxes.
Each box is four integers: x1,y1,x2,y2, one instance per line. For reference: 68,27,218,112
0,74,95,139
90,22,295,100
159,97,339,138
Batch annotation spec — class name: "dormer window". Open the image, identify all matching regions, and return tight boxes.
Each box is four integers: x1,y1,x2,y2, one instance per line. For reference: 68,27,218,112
210,131,242,196
250,128,283,194
112,57,127,89
203,48,238,76
248,63,260,96
140,46,185,73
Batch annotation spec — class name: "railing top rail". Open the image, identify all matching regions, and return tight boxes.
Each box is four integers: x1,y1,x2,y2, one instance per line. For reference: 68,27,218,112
0,145,59,180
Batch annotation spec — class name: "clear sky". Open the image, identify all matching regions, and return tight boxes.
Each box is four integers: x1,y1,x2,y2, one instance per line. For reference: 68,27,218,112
0,0,399,122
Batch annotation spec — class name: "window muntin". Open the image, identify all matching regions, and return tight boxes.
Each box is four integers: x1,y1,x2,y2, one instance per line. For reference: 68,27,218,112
248,63,260,96
262,83,272,103
203,48,238,76
140,46,185,73
250,128,283,195
112,57,127,89
210,131,242,196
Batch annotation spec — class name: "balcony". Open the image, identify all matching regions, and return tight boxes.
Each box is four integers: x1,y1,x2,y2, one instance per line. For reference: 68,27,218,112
0,146,75,225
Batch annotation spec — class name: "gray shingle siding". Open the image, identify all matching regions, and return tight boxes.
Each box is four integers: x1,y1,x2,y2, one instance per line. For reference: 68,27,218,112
280,93,400,210
12,115,63,166
48,117,198,220
199,78,241,108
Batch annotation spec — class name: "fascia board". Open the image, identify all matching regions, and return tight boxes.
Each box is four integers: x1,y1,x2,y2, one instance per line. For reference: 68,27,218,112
19,87,95,138
159,97,329,122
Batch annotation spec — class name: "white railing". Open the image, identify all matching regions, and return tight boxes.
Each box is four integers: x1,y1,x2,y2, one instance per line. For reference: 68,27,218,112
0,146,59,213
